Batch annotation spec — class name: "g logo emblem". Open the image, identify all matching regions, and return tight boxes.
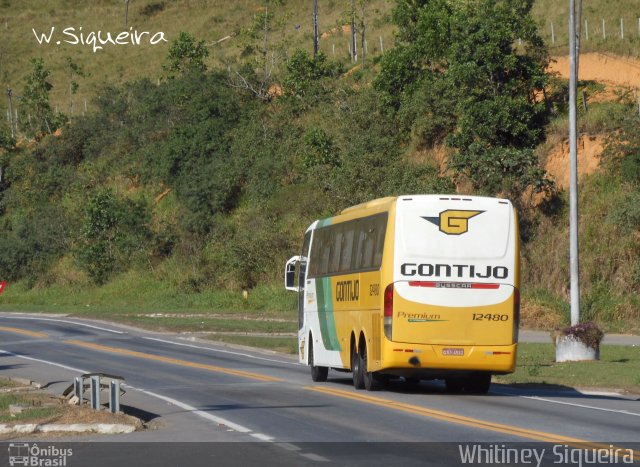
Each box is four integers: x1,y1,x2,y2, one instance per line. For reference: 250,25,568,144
422,210,484,235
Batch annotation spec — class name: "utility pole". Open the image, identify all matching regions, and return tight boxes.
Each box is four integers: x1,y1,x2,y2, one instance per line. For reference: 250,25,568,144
312,0,319,58
124,0,130,27
6,88,14,139
360,1,366,66
569,0,582,326
350,0,357,63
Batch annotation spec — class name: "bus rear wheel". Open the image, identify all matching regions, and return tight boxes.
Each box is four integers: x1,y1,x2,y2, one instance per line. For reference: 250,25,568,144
361,343,382,391
309,339,328,382
352,344,364,389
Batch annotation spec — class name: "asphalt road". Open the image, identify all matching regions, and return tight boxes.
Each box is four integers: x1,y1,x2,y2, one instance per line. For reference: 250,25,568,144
0,313,638,466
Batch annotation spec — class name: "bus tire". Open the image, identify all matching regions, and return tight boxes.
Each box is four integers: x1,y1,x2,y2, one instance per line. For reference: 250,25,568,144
352,344,364,390
309,340,328,382
362,344,382,391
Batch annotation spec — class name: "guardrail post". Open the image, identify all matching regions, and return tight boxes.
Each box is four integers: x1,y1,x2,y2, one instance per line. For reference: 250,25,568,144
90,375,100,410
74,377,83,405
109,380,120,414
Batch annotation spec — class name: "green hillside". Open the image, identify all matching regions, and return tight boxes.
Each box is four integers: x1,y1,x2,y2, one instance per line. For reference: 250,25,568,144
0,0,639,338
2,0,639,118
0,0,395,117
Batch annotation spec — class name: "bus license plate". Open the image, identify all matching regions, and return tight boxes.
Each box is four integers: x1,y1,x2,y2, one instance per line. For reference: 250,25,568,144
442,348,464,356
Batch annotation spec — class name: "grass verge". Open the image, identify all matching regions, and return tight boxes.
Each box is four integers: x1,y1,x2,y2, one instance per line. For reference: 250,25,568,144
495,343,640,392
0,380,63,424
203,335,298,355
0,274,297,316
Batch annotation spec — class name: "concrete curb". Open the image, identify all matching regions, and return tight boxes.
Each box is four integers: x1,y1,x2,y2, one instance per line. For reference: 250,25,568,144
0,423,137,435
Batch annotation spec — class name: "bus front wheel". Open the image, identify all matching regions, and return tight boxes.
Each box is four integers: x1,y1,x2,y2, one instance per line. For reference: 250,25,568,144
309,340,328,382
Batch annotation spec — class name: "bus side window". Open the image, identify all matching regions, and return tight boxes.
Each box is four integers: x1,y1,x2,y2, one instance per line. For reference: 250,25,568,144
339,226,355,272
318,230,331,276
372,215,387,268
361,228,376,269
329,227,343,274
300,231,312,285
353,222,366,271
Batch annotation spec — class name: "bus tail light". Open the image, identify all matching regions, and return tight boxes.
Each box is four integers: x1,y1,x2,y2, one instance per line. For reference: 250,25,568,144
513,287,520,343
384,283,393,340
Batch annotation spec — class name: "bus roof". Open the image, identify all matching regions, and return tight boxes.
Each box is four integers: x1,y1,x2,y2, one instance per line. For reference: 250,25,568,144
339,196,396,216
309,194,512,231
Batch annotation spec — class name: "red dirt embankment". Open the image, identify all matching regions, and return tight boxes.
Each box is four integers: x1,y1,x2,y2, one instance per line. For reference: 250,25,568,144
549,52,640,89
543,53,640,189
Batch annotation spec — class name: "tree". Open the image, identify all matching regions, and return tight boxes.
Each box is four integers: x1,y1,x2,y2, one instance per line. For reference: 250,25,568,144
376,0,551,197
75,190,150,284
0,121,14,151
227,1,292,101
65,56,85,115
282,49,342,102
163,32,209,79
19,58,57,135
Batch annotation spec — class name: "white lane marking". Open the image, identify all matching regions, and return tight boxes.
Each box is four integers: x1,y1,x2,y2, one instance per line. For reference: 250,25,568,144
251,433,275,441
0,349,274,439
124,384,253,433
0,316,126,334
275,443,302,452
299,453,329,462
519,395,640,417
142,337,299,366
0,349,88,373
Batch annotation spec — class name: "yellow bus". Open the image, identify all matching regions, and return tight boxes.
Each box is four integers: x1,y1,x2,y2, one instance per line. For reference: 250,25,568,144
285,195,519,393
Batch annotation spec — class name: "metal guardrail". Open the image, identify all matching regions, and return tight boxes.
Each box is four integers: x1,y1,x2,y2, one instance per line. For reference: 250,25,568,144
64,373,125,414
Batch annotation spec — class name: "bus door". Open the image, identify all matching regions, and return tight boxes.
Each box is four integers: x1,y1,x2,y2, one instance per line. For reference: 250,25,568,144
298,231,312,330
285,230,313,362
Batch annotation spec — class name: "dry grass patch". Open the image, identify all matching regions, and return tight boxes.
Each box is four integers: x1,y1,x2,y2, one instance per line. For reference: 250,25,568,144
520,299,564,331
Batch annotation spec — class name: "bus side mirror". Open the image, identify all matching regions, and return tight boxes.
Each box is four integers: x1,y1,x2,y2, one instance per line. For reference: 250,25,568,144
284,256,301,291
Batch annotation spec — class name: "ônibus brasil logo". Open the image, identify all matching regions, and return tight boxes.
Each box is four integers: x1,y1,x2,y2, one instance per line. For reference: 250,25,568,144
8,443,73,466
422,210,484,235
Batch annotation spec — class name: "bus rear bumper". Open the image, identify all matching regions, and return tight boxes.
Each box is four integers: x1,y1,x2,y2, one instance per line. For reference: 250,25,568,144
380,343,517,375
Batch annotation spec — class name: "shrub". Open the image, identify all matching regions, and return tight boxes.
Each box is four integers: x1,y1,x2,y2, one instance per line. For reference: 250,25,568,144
139,1,166,17
283,50,343,103
607,191,640,233
553,322,604,350
75,190,150,284
302,127,339,168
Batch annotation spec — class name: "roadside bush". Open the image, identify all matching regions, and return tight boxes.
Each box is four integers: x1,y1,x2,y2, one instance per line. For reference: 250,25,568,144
75,190,150,284
0,205,72,284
